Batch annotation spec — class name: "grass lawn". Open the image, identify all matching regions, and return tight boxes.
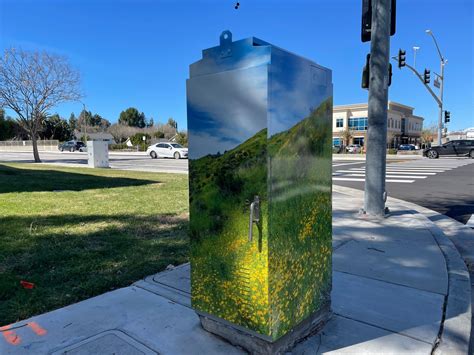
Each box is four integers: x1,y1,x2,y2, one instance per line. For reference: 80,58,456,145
0,163,189,325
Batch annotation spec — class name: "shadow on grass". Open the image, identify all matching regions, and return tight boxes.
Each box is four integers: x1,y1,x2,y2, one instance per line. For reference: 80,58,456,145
0,213,189,325
0,164,156,194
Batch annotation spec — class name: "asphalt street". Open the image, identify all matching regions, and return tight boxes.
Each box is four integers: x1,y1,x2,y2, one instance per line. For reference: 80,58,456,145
333,158,474,226
0,150,188,174
2,151,472,227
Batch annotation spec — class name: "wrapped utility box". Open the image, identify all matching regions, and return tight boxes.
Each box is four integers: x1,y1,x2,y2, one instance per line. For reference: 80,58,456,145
187,31,333,353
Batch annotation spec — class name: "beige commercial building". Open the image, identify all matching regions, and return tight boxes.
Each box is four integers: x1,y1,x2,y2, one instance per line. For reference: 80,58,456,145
332,101,424,148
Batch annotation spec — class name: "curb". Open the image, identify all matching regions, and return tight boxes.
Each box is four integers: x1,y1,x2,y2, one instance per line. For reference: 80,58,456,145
333,185,472,355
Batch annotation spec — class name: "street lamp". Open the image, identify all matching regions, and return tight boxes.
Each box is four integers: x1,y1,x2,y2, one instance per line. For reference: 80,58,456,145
412,46,420,68
426,29,446,146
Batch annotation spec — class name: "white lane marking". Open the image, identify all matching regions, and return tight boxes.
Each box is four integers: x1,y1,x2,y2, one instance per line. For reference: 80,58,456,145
387,165,452,170
466,215,474,228
352,170,443,174
351,167,445,171
333,177,415,183
332,162,366,167
335,170,436,175
345,174,427,179
386,167,452,171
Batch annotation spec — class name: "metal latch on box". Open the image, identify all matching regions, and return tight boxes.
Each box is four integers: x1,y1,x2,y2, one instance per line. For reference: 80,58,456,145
249,195,260,242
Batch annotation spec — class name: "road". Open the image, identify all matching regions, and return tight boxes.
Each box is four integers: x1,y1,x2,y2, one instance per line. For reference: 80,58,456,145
333,158,474,227
2,151,472,227
0,151,188,174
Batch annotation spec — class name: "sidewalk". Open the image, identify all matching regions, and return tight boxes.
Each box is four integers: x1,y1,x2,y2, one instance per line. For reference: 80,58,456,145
1,187,470,354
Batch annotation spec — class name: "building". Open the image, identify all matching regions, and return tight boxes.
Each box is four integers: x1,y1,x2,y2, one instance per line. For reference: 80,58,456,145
447,127,474,141
332,101,424,148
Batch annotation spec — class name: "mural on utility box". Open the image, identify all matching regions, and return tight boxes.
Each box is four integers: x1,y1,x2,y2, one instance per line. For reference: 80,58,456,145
188,34,332,340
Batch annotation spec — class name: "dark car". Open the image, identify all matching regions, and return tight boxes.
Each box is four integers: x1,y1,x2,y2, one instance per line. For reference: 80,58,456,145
58,141,86,152
424,140,474,159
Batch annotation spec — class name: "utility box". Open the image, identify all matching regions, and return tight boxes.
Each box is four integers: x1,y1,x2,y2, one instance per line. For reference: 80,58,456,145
87,141,109,168
187,31,333,353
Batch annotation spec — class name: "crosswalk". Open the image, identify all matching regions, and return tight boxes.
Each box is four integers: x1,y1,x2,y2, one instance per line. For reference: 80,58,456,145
333,159,474,184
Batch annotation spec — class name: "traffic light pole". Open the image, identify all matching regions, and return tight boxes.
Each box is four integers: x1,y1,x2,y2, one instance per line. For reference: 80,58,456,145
393,59,443,143
438,61,445,145
363,0,392,217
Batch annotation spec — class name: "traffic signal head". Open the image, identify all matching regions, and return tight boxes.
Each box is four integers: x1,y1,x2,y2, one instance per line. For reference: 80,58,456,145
398,49,406,68
424,69,431,84
444,111,450,123
361,54,370,89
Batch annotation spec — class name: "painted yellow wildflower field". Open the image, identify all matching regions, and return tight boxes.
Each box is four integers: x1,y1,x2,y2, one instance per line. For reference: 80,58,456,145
189,100,332,340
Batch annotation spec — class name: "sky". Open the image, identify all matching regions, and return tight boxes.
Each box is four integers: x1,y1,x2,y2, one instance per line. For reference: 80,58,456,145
0,0,472,131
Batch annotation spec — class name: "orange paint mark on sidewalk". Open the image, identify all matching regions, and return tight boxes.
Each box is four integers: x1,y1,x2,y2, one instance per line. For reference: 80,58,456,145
0,325,21,346
27,322,47,336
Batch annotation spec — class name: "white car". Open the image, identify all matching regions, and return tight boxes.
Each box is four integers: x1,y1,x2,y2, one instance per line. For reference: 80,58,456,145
147,142,188,159
346,144,362,153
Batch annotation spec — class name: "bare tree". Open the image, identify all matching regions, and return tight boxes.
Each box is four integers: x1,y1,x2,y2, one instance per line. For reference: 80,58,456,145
0,48,81,162
341,127,353,148
421,124,437,148
386,130,397,149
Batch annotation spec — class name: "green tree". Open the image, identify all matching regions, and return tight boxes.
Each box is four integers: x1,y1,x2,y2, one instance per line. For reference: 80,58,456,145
153,130,165,139
69,112,77,132
40,114,72,141
0,109,18,140
78,110,93,127
118,107,146,128
130,132,151,151
167,117,178,130
175,131,188,147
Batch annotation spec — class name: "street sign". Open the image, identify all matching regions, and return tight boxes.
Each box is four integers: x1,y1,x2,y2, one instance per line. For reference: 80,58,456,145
361,0,397,42
434,78,440,88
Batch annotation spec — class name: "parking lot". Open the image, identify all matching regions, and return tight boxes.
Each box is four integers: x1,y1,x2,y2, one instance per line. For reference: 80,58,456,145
0,151,188,174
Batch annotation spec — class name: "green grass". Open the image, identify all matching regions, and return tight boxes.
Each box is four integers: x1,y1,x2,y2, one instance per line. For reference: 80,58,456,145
0,163,189,325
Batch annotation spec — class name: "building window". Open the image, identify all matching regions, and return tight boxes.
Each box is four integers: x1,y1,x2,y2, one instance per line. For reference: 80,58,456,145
336,118,343,128
348,117,368,131
333,138,341,146
353,137,364,146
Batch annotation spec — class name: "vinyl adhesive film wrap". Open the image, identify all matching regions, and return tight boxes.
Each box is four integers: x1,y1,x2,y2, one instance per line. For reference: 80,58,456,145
187,32,332,340
267,47,333,340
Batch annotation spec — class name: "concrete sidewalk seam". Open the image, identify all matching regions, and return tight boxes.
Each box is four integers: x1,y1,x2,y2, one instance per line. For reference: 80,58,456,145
333,313,434,345
333,269,447,297
333,185,472,355
386,195,472,355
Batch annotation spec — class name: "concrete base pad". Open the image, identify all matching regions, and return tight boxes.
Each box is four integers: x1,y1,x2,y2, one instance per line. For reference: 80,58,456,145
198,303,331,354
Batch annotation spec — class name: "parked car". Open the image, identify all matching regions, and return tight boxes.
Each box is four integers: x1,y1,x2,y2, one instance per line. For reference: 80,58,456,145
147,142,188,159
58,141,86,152
424,140,474,159
346,144,362,153
398,144,416,151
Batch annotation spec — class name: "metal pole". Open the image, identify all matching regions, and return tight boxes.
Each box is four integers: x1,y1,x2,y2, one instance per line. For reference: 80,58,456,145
363,0,391,216
438,61,444,145
426,30,445,146
82,103,87,143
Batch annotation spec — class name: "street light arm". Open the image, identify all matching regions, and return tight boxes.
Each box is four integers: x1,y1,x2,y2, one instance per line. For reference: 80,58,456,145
391,57,442,106
427,32,445,63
